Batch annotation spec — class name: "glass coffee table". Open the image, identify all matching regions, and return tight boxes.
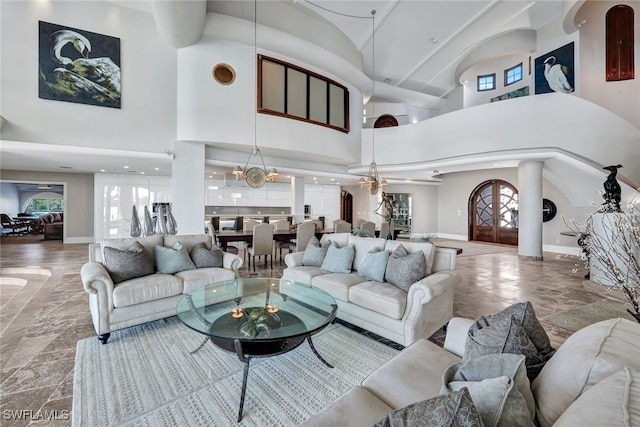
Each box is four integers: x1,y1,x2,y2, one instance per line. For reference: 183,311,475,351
176,278,337,422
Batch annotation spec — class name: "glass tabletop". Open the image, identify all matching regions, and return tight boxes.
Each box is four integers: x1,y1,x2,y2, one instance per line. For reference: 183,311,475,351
176,278,337,342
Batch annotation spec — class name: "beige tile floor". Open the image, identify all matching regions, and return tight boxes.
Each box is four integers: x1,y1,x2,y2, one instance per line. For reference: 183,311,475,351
0,234,611,426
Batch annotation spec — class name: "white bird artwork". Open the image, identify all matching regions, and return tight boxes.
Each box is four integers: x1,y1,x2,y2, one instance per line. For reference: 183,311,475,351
41,29,121,106
543,56,573,93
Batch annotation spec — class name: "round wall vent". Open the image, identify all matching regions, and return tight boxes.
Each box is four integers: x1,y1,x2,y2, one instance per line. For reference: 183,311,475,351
212,63,236,85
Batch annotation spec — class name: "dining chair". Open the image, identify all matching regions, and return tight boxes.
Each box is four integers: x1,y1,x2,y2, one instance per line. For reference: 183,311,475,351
274,219,294,261
333,219,345,230
334,221,352,233
207,223,238,255
294,221,317,253
354,218,366,229
243,220,261,260
379,221,392,240
247,223,274,271
361,221,375,237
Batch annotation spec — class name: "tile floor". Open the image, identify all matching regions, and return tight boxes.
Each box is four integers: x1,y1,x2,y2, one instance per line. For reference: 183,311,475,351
0,234,613,426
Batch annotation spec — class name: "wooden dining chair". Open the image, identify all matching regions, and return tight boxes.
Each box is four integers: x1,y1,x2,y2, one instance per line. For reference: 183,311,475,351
247,223,274,271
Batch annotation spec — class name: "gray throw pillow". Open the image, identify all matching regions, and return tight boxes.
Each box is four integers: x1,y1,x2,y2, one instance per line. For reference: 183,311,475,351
103,241,155,284
465,302,555,380
301,236,330,267
442,354,536,427
375,387,483,427
385,245,426,291
320,242,355,273
154,242,196,274
358,248,389,282
189,242,223,268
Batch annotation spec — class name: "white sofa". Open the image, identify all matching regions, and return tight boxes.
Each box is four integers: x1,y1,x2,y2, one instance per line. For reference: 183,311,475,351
80,234,243,344
303,316,640,426
282,234,461,346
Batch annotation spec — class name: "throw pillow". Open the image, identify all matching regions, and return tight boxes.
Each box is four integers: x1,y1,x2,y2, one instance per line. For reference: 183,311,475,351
103,241,155,284
320,242,355,273
374,387,484,427
385,245,426,291
358,248,389,282
465,301,555,380
301,236,330,267
442,353,536,427
189,242,223,268
154,242,196,274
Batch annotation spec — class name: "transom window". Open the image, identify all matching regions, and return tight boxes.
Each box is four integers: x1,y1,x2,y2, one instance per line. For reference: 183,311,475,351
505,63,523,86
258,55,349,133
477,74,495,91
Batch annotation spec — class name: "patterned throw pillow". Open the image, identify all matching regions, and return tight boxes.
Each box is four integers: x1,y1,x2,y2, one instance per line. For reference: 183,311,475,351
384,245,426,291
189,242,223,268
154,242,196,274
465,301,555,380
301,236,330,267
103,241,155,284
320,242,355,273
375,387,483,427
358,248,389,282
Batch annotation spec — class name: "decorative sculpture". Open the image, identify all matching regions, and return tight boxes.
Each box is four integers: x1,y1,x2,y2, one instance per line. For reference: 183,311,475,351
129,205,141,237
602,164,623,212
375,192,394,239
155,205,168,236
143,205,154,236
166,204,178,235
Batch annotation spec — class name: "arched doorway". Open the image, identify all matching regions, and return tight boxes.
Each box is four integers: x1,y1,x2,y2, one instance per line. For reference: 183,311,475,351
469,180,519,245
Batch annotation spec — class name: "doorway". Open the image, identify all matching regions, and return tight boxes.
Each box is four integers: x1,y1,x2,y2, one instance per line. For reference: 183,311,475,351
469,179,519,245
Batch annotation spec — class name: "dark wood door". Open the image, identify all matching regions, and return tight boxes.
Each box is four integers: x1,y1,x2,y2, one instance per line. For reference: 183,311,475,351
469,180,519,245
341,191,353,224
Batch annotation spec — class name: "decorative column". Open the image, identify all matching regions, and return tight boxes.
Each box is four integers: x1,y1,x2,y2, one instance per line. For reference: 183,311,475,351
518,160,543,260
291,176,305,224
172,141,205,235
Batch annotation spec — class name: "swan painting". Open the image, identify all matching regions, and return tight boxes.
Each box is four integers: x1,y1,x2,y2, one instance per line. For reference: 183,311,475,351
39,21,121,108
534,42,575,95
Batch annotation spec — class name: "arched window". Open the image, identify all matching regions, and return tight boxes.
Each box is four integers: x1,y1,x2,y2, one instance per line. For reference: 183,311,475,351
606,5,634,81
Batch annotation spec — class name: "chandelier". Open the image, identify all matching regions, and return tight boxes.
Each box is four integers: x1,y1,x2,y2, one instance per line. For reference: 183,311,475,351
232,0,278,188
359,9,387,195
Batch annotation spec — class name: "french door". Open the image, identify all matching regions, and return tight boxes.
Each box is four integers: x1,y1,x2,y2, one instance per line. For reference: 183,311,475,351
469,180,519,245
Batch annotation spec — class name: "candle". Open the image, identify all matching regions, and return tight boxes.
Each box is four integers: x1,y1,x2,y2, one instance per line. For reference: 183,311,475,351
267,304,279,313
232,308,243,318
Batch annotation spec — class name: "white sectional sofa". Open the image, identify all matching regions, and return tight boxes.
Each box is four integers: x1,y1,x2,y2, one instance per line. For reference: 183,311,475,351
303,317,640,427
282,234,461,346
80,234,243,344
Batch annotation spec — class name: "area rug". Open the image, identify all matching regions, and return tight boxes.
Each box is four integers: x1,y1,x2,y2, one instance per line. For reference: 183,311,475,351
72,317,399,426
544,300,636,332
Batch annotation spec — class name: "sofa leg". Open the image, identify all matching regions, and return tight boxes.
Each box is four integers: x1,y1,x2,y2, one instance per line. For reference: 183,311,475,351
98,333,110,344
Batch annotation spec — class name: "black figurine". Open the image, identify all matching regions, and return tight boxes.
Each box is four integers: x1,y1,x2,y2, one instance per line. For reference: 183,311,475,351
602,164,623,211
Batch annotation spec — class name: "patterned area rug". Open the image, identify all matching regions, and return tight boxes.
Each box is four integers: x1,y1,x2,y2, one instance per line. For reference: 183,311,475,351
544,300,636,332
72,317,398,426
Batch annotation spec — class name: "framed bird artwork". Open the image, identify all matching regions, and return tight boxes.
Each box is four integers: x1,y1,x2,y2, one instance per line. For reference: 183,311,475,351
38,21,121,108
534,42,575,95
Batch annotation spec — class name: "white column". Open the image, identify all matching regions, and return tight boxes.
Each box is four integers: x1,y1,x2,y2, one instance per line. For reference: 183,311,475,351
291,176,305,223
518,160,543,260
172,141,205,235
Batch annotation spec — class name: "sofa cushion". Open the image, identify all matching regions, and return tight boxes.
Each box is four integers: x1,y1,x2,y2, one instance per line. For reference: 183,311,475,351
348,236,387,271
385,245,426,291
103,241,156,284
301,236,329,267
531,318,640,427
112,273,183,307
312,272,367,302
321,242,355,274
319,232,351,247
465,301,555,381
282,266,327,285
177,267,236,294
154,242,196,274
102,235,163,265
163,234,211,253
442,353,535,427
358,248,389,282
552,367,640,427
384,240,436,275
375,387,483,427
189,242,223,268
349,281,407,320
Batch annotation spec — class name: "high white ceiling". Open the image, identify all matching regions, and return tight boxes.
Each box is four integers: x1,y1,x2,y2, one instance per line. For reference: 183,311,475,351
1,0,566,185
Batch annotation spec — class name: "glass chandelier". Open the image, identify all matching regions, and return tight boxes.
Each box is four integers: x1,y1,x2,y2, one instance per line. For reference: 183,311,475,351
232,0,278,188
359,9,387,195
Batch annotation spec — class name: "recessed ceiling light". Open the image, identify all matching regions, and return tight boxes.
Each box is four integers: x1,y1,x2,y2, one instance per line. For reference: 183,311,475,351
124,166,129,169
100,169,106,172
140,172,145,174
330,178,335,181
154,167,160,171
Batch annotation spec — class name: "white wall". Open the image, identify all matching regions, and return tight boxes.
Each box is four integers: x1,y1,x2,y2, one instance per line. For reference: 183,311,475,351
0,1,178,154
0,183,20,215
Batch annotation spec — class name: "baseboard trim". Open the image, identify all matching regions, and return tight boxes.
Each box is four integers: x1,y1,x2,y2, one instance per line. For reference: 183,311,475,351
542,244,581,256
64,236,94,244
435,233,468,241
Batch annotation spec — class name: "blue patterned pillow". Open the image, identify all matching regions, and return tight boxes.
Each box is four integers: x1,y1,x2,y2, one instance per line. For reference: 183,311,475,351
358,248,389,282
154,242,196,274
320,242,355,273
385,244,426,291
